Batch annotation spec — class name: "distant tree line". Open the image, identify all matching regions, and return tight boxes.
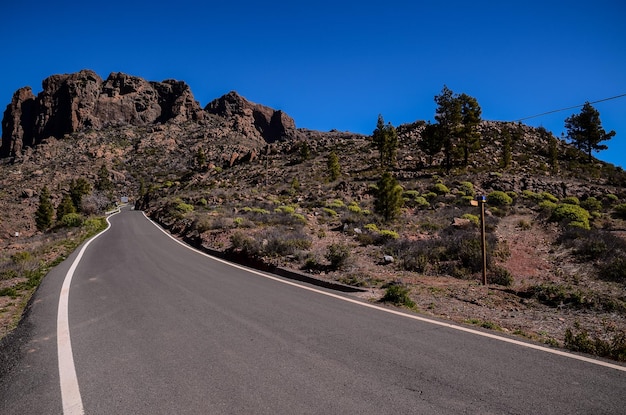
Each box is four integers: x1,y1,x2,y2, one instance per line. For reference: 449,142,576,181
368,86,616,222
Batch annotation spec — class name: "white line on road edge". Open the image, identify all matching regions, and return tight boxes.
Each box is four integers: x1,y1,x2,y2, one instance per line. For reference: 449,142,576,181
57,214,114,415
144,212,626,373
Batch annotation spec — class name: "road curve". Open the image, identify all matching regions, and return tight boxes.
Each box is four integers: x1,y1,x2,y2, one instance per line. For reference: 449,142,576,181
1,207,625,414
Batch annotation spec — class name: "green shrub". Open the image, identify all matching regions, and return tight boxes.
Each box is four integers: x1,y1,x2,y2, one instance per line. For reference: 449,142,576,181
251,207,270,215
489,265,513,286
422,191,438,200
326,243,351,269
274,205,296,214
506,191,518,201
461,213,479,227
431,183,450,195
83,217,106,234
403,190,420,199
459,182,475,197
414,196,430,209
364,223,380,233
175,201,194,214
291,213,307,224
322,207,338,217
581,197,602,212
263,228,312,257
487,191,513,206
458,238,483,273
517,219,532,230
562,196,580,205
569,221,590,230
599,256,626,284
230,232,261,257
61,213,83,228
0,287,18,298
541,192,559,203
11,251,32,264
539,200,558,212
379,229,399,240
564,324,626,362
605,194,619,205
348,202,362,214
522,190,541,201
380,284,415,308
551,204,591,230
457,195,474,207
401,254,429,273
327,199,345,209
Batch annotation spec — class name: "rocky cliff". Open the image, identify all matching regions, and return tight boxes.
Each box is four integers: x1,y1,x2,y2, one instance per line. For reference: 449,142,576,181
1,70,298,158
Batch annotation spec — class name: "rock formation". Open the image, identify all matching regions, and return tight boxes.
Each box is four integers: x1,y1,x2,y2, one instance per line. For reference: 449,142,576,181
1,87,37,157
205,91,298,143
1,70,243,158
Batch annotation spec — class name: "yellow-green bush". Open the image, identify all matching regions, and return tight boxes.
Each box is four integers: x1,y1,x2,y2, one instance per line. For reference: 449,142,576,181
487,191,513,206
551,204,591,230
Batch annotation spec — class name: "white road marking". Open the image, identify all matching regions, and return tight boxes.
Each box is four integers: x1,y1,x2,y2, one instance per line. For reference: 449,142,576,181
144,212,626,373
57,215,114,415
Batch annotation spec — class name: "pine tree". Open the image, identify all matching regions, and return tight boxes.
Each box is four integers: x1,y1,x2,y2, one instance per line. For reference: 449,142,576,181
549,136,559,173
458,93,482,166
327,151,340,181
139,178,146,198
434,85,462,172
372,114,398,169
96,165,113,192
299,141,311,162
433,86,482,171
501,130,512,169
195,148,207,169
419,122,443,166
56,193,76,220
374,171,404,222
69,178,92,212
35,186,54,231
565,102,616,163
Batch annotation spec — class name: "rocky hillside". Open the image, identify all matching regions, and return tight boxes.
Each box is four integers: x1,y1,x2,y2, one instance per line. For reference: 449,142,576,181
1,70,626,361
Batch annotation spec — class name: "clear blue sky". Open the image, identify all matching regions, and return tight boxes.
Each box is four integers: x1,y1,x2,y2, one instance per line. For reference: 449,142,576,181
1,0,624,167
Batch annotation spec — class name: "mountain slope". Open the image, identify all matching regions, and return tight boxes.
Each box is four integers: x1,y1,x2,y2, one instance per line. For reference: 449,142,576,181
1,70,626,361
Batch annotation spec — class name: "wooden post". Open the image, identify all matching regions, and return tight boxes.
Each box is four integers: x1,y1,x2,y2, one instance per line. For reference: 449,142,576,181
479,195,487,285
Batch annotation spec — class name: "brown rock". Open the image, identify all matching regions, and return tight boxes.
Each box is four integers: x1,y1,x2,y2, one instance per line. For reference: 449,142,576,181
36,69,103,138
205,91,297,143
1,87,37,158
1,70,204,158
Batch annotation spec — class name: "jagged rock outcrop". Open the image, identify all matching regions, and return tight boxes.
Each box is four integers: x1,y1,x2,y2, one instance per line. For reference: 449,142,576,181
205,91,297,143
1,87,37,157
1,71,299,159
1,70,204,158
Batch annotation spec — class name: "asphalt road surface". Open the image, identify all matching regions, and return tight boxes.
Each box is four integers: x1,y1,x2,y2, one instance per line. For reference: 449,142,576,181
1,207,625,414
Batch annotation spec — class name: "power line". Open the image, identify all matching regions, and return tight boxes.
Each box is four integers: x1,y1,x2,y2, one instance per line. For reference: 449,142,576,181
516,93,626,122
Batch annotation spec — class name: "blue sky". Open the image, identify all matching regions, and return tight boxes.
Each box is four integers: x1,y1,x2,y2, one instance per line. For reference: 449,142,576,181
1,0,624,167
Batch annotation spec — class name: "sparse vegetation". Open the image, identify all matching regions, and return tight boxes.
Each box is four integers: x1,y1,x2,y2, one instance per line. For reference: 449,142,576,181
380,284,416,308
2,81,626,363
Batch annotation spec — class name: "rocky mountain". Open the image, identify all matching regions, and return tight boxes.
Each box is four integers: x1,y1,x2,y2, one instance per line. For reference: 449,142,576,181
1,70,626,361
1,69,298,159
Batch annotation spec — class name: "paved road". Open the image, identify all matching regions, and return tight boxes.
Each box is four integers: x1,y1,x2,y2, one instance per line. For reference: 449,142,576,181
1,208,625,414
